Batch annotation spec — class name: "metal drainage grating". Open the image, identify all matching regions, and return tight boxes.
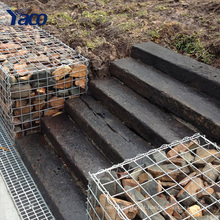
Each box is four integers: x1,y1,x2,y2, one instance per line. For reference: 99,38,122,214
0,123,55,220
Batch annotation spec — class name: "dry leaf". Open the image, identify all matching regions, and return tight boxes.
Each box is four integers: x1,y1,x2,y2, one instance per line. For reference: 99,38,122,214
0,147,10,152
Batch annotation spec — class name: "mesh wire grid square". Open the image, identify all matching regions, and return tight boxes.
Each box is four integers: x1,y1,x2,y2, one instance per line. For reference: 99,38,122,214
87,133,220,220
0,11,89,139
0,2,11,23
0,118,54,220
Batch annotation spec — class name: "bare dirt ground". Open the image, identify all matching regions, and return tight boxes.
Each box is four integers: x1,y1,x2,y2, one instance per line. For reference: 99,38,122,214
4,0,220,79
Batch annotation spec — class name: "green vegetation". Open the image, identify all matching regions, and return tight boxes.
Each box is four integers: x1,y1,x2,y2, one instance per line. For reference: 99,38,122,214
149,30,160,39
82,11,108,25
172,33,215,64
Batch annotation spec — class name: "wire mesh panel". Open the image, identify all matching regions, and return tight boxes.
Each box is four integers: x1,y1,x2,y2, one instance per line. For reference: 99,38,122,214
0,120,55,220
0,20,88,139
87,133,220,220
0,2,11,23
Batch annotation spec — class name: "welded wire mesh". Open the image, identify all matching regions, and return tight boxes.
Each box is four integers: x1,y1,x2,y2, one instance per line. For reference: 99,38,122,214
0,16,88,138
0,120,54,220
0,2,11,23
87,133,220,220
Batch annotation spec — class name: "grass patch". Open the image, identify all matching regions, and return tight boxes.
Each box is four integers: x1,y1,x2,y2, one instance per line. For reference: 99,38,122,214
172,33,215,64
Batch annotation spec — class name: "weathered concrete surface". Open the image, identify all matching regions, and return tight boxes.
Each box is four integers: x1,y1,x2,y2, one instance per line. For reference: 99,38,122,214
111,57,220,142
132,41,220,100
41,113,112,186
16,133,87,220
65,95,154,164
0,174,21,220
89,77,194,146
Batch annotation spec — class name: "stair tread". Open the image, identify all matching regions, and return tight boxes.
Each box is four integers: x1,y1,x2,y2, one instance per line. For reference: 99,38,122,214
132,41,220,100
41,113,111,185
90,77,194,146
65,96,153,163
16,133,87,220
111,57,220,140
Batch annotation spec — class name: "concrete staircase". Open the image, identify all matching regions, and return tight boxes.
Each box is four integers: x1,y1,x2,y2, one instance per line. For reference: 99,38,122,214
15,42,220,220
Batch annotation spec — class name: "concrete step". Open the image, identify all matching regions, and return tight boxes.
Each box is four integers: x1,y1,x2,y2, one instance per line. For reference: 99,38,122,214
15,133,87,220
89,77,194,146
111,57,220,142
132,41,220,100
65,96,154,164
41,113,111,186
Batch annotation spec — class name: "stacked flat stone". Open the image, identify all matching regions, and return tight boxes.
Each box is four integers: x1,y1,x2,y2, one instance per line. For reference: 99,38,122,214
0,24,88,138
89,140,220,220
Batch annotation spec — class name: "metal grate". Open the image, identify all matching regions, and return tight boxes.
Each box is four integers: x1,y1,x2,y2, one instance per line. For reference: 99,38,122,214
87,133,220,220
0,7,89,138
0,122,55,220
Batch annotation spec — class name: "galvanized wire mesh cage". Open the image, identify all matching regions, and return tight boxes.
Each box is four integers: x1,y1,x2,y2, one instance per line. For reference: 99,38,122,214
87,133,220,220
0,19,88,139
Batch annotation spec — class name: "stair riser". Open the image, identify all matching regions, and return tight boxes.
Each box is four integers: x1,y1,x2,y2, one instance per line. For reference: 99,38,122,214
132,43,220,100
65,101,125,164
111,63,220,142
41,121,88,186
89,82,169,146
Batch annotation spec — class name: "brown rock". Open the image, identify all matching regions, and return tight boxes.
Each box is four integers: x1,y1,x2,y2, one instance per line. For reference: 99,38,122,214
167,143,189,158
179,172,197,186
70,63,87,77
173,210,182,219
122,179,140,191
194,148,220,165
212,159,220,165
164,195,178,217
130,168,144,181
89,206,105,220
187,140,199,150
168,157,186,166
186,205,202,219
197,187,214,199
44,109,59,116
139,172,151,184
33,111,43,119
0,43,21,53
177,178,204,206
19,73,33,81
26,55,50,63
0,54,7,62
49,97,64,110
16,50,28,56
148,164,190,181
139,171,162,196
14,100,33,115
75,78,86,89
33,100,46,111
99,194,138,220
13,117,21,125
52,65,72,81
14,63,28,75
15,126,22,138
161,181,176,188
36,88,46,95
53,77,73,89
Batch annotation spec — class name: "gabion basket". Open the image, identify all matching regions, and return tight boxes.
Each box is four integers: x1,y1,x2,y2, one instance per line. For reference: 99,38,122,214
0,21,88,139
87,133,220,220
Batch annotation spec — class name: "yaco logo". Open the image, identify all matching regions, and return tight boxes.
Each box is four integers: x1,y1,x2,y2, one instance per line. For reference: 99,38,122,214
6,9,47,25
